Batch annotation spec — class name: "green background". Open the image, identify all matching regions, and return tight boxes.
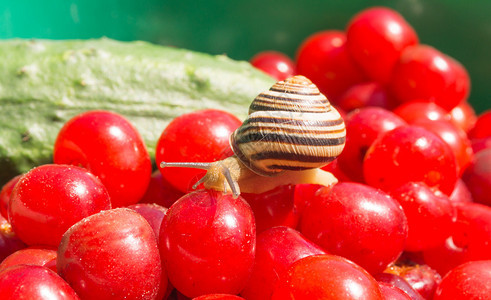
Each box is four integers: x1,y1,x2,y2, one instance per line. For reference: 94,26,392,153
1,0,490,113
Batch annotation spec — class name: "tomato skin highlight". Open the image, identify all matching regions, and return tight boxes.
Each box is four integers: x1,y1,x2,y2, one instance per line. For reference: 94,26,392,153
271,254,383,300
160,190,255,298
54,110,152,207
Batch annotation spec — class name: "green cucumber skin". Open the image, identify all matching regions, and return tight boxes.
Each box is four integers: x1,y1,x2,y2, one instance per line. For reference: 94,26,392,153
0,38,275,185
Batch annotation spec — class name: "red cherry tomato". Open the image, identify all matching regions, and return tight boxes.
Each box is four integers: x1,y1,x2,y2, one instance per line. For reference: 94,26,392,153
389,45,470,111
363,125,458,195
0,247,57,273
337,81,397,112
271,254,383,300
392,100,451,124
434,260,491,300
240,226,325,300
250,51,295,81
296,30,366,102
139,170,185,208
378,283,412,300
423,202,491,275
54,110,152,207
57,208,162,299
337,107,407,182
156,109,242,193
0,265,79,299
389,182,454,251
449,101,477,133
346,7,419,84
301,182,408,274
462,148,491,206
9,164,111,247
468,109,491,139
0,175,22,219
412,119,473,176
160,190,255,298
241,185,298,233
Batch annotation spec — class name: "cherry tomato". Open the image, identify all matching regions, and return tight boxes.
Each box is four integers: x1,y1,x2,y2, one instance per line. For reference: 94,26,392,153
423,202,491,275
301,182,408,274
412,119,473,176
156,109,242,193
54,110,152,207
240,226,325,300
271,254,383,300
0,265,79,300
378,283,412,300
296,30,366,102
241,185,298,233
337,107,406,182
337,82,397,112
389,45,470,111
434,260,491,300
462,148,491,206
449,101,477,133
0,175,21,219
9,164,111,247
392,100,451,124
363,125,458,195
160,190,255,298
0,247,57,272
57,208,162,299
250,51,295,81
468,109,491,139
346,7,418,84
139,170,185,208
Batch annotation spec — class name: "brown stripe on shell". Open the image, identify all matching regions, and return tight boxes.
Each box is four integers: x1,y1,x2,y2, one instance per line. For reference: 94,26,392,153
235,132,346,147
236,124,346,136
243,116,344,128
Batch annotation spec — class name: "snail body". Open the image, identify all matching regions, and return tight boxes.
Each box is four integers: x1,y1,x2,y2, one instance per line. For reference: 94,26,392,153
160,75,346,197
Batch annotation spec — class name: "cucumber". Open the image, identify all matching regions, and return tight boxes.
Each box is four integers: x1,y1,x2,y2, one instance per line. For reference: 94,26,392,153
0,38,275,185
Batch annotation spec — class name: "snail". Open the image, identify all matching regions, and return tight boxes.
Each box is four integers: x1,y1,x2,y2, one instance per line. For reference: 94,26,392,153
160,75,346,197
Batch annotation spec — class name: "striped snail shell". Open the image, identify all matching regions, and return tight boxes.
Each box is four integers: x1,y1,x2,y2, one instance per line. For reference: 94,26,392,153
230,75,346,176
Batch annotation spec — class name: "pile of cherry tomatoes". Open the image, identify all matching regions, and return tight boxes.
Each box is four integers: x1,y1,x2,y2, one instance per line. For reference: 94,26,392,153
1,6,491,300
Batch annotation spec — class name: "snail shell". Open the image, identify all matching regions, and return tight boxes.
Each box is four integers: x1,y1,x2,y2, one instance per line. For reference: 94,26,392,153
230,75,346,176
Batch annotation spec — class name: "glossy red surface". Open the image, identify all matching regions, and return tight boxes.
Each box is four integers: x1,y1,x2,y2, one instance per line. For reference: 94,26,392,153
57,208,162,299
338,107,406,182
0,265,79,300
271,254,383,300
250,51,295,81
160,190,255,298
54,110,152,207
156,109,241,193
363,125,458,195
389,182,454,251
462,148,491,206
9,164,111,247
296,30,366,101
241,185,298,233
301,182,407,274
240,226,325,300
0,175,21,219
0,247,57,272
346,7,418,84
434,260,491,300
390,45,470,111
